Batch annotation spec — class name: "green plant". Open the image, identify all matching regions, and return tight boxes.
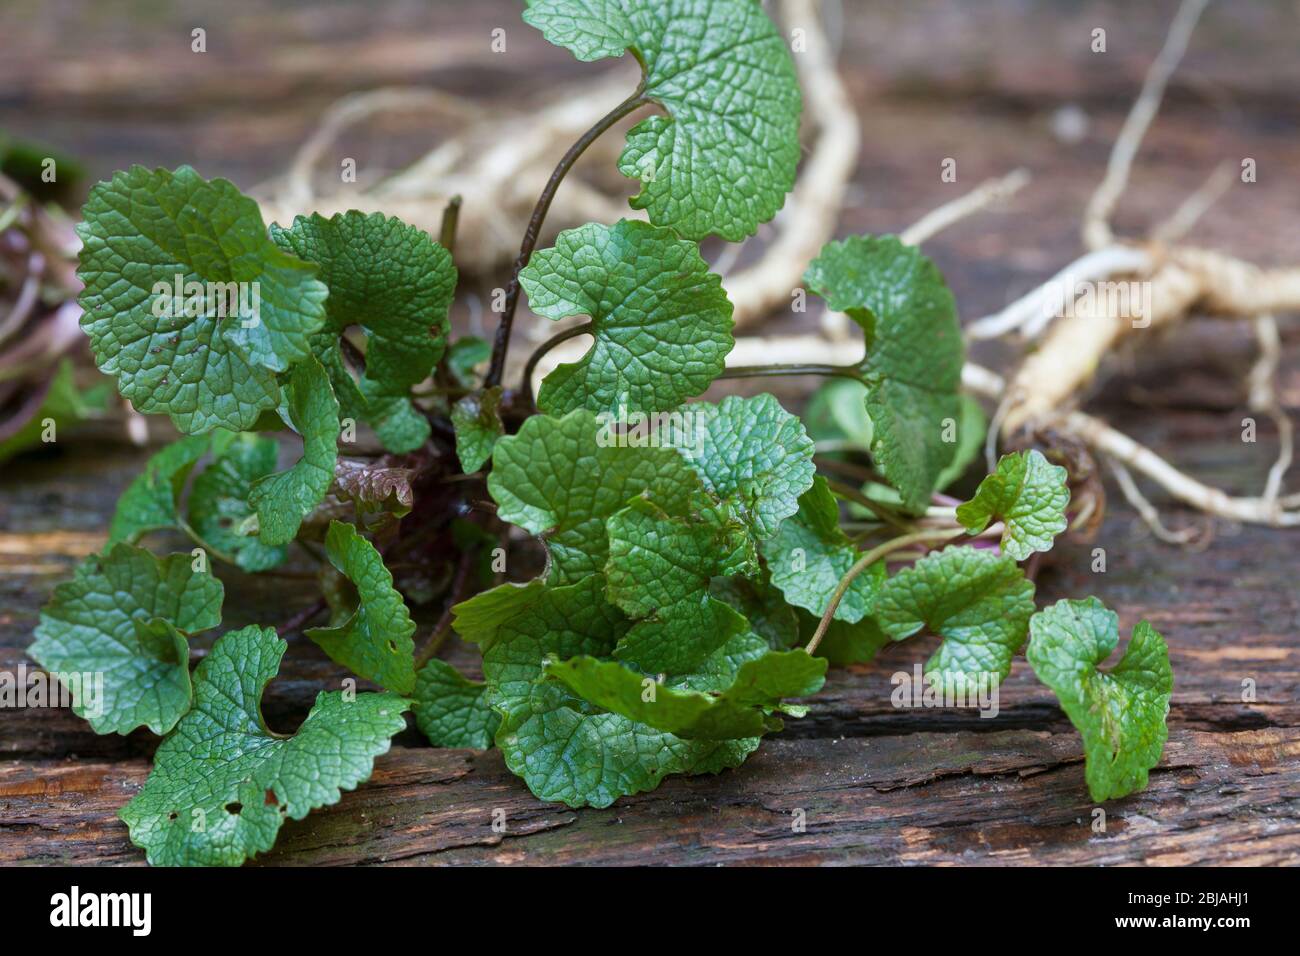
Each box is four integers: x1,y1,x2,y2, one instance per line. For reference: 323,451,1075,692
32,0,1172,866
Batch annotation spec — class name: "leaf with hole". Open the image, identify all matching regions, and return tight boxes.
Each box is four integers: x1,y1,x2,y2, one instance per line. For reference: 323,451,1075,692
270,210,456,452
119,625,407,866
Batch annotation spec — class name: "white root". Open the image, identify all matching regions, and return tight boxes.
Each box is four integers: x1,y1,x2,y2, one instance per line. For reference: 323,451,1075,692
1081,0,1211,250
380,77,630,198
900,168,1031,248
964,360,1299,528
1001,7,1300,433
1263,405,1294,506
960,359,1299,528
1150,161,1235,244
1248,314,1282,413
1176,248,1300,317
963,244,1152,341
1002,249,1300,433
257,71,638,275
1107,458,1200,544
1005,0,1300,436
1063,409,1300,528
279,87,481,206
1001,256,1199,432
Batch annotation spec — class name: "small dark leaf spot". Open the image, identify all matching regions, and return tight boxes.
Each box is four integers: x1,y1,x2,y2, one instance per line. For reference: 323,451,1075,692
224,801,243,816
167,811,178,821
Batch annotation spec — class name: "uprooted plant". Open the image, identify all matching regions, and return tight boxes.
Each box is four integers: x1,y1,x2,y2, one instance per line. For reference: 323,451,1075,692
32,0,1185,866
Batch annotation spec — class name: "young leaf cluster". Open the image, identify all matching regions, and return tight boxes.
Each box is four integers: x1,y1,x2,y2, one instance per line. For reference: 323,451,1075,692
32,0,1174,864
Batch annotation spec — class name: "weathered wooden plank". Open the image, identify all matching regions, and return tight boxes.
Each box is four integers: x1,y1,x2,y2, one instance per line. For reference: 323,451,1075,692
3,728,1297,866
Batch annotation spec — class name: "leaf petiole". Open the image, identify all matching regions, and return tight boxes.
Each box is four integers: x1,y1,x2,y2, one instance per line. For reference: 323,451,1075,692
485,90,649,388
716,363,864,382
821,476,912,532
519,321,594,401
413,543,480,669
439,194,462,256
805,527,966,655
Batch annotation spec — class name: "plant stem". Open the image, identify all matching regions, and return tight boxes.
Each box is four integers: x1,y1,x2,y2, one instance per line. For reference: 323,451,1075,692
813,455,882,485
822,476,912,531
412,615,453,670
805,528,963,655
413,545,479,669
177,518,239,567
716,363,863,382
814,439,869,454
439,195,462,255
520,321,594,400
484,91,649,388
